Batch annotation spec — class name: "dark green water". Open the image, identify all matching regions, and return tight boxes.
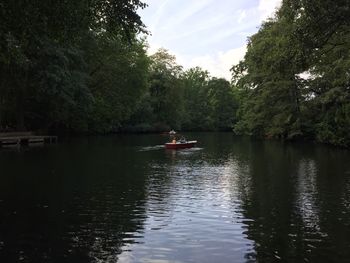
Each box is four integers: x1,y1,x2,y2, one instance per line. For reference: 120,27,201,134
0,133,349,263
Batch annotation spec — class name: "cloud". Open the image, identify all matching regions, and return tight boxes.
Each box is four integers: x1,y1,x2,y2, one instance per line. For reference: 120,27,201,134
146,42,161,55
258,0,282,20
199,0,282,80
159,0,215,31
140,0,282,80
185,45,247,80
237,10,247,24
145,0,171,32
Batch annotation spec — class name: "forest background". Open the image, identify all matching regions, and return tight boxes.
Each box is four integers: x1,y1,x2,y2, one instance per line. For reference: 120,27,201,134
0,0,349,147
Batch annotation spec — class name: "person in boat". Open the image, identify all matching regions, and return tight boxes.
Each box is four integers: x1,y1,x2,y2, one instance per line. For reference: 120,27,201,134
172,138,176,144
179,137,186,143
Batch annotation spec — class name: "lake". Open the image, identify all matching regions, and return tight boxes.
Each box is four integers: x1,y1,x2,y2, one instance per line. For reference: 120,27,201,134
0,133,349,262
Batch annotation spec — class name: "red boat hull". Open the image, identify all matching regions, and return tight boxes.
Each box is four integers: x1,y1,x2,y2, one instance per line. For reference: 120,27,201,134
165,141,197,149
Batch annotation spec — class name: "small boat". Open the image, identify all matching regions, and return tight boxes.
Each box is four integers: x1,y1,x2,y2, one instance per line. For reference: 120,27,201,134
165,140,197,149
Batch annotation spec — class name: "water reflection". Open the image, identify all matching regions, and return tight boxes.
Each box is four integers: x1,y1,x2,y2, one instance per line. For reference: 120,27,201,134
119,138,255,263
0,134,349,262
0,137,150,262
296,159,323,233
230,138,350,262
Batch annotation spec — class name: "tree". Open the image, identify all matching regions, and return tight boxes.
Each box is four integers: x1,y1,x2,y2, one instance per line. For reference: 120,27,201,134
181,67,212,130
233,15,305,138
231,0,350,146
148,48,184,130
86,34,150,133
207,78,238,131
0,0,148,132
293,0,350,146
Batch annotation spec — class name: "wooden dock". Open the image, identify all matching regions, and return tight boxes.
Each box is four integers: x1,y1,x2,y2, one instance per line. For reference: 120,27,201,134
0,132,57,147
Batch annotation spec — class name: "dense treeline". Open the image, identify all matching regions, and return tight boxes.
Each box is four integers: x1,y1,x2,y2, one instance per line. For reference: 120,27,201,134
0,1,236,134
0,0,150,133
0,0,349,147
232,0,350,147
124,48,237,132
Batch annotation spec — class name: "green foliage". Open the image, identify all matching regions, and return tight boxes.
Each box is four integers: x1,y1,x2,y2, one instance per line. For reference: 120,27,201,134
181,67,212,130
86,34,150,133
0,0,148,133
3,0,347,148
207,78,237,130
30,39,92,132
232,17,303,138
0,0,238,134
232,0,350,147
125,55,239,132
148,48,184,129
306,30,350,146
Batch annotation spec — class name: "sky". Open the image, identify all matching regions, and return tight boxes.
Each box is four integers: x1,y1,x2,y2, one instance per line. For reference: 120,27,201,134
138,0,282,80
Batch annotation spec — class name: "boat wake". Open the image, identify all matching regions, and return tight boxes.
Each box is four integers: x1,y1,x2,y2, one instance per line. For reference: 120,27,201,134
138,145,165,152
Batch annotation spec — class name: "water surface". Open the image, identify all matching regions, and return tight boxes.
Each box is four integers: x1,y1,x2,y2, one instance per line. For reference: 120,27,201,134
0,133,349,262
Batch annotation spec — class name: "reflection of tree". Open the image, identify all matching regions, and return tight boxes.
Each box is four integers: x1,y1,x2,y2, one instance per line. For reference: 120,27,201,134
232,139,350,262
227,139,300,262
296,159,322,233
63,183,147,262
0,137,150,262
150,132,239,213
303,146,350,262
126,132,255,262
1,134,349,262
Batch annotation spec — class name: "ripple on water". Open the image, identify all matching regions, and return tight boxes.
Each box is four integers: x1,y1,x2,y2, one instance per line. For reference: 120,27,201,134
2,134,349,263
116,158,255,263
138,145,165,152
